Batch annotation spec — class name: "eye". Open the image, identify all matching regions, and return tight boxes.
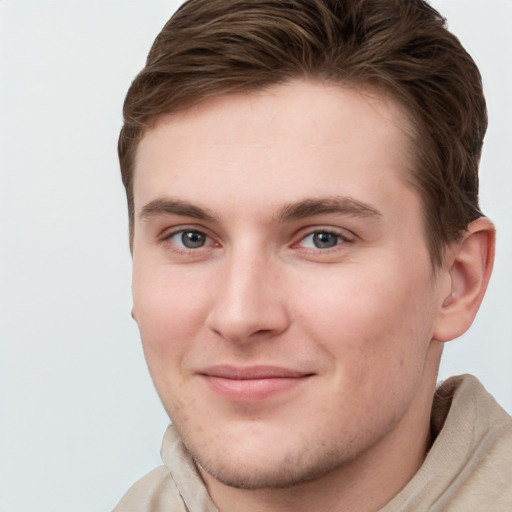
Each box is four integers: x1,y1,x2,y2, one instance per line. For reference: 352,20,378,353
170,230,210,249
299,230,347,249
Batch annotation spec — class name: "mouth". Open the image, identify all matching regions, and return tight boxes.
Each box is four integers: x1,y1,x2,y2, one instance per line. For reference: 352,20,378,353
198,365,314,402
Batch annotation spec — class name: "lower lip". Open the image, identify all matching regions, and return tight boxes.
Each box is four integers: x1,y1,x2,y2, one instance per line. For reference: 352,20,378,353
202,375,310,402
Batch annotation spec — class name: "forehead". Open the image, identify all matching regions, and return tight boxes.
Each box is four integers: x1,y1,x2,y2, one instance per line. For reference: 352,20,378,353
133,80,417,219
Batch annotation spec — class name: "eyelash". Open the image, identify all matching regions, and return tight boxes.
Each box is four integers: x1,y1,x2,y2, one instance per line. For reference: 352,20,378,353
161,227,217,252
295,229,353,251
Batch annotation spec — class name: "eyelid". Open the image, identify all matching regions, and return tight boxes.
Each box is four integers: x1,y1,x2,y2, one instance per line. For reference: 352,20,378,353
296,225,355,241
292,226,356,251
160,223,208,240
159,225,220,250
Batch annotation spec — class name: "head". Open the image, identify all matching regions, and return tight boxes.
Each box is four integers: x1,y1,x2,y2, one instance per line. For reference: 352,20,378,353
119,0,487,266
119,0,495,508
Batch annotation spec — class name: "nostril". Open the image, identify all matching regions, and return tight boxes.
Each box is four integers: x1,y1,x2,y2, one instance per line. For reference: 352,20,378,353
254,329,272,336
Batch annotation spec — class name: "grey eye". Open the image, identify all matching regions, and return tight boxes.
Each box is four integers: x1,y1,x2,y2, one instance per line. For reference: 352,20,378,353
311,232,340,249
179,231,207,248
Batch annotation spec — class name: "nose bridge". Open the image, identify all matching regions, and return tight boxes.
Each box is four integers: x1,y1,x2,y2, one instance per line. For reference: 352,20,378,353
206,244,288,342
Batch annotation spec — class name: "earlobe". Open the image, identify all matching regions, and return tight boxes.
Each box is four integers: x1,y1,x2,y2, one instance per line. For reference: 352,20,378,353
433,217,495,342
131,308,137,322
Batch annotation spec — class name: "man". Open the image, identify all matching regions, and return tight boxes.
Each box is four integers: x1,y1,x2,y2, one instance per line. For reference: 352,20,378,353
113,0,512,510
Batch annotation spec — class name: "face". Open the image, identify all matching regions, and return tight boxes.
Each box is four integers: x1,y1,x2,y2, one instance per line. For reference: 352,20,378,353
131,81,447,490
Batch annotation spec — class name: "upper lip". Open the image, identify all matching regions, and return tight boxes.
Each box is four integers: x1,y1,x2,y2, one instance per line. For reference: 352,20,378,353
199,365,313,380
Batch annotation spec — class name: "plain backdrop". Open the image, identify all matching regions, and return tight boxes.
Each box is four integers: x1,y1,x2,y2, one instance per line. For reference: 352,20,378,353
1,1,511,511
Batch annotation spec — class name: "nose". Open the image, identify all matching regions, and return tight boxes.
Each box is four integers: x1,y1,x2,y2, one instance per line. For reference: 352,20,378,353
205,251,290,344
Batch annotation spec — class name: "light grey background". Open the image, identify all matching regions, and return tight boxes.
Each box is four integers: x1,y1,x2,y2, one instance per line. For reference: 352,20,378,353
1,1,511,511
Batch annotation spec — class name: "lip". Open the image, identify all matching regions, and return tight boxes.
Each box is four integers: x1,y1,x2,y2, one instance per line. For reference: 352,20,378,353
199,365,314,402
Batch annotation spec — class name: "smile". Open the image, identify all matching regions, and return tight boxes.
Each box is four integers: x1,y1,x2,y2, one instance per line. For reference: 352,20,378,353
199,365,314,402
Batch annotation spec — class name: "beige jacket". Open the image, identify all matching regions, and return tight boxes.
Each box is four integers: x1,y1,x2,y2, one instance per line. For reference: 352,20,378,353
113,375,512,511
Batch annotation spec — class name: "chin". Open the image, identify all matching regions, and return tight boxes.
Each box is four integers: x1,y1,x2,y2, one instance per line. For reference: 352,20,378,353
193,443,347,491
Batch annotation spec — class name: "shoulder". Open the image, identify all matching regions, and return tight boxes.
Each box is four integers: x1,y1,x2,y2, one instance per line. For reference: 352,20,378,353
112,465,187,512
111,424,217,512
382,375,512,511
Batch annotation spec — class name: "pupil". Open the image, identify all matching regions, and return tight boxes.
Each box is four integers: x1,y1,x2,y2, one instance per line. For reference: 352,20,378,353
182,231,205,248
313,232,338,248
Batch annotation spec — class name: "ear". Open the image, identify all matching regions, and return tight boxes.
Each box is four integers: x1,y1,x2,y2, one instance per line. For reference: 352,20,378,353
433,217,495,342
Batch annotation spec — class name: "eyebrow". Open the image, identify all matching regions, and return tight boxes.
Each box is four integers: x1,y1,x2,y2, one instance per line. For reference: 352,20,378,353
139,199,217,222
139,196,381,224
275,196,382,222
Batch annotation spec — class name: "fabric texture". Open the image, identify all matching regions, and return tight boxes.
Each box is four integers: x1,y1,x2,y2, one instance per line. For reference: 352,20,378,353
112,375,512,511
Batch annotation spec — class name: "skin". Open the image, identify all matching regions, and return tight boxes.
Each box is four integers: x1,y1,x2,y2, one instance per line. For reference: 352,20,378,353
130,80,492,512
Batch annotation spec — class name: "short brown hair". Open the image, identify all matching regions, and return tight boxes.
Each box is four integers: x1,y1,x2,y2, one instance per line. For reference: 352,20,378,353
119,0,487,265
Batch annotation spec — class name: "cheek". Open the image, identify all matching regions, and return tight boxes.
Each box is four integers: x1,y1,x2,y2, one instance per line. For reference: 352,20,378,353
293,267,438,432
132,270,210,417
295,265,436,372
132,267,209,366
